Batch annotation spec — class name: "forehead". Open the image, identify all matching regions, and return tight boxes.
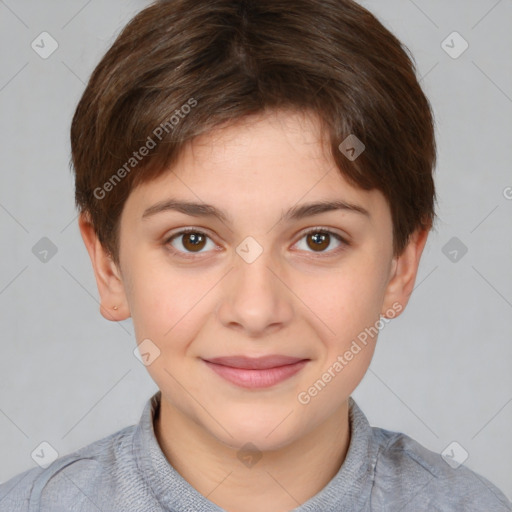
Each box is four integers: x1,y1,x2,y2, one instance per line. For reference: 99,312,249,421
123,109,389,223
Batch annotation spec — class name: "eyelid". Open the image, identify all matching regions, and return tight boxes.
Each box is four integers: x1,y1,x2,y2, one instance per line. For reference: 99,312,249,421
296,225,350,243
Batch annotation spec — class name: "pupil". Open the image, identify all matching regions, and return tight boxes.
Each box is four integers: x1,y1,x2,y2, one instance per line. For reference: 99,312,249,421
184,232,205,251
309,232,329,251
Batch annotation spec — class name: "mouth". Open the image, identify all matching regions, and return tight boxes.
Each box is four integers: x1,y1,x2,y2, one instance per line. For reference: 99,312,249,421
201,355,309,389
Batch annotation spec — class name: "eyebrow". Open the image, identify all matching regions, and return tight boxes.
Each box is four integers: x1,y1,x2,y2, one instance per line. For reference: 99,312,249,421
141,198,370,223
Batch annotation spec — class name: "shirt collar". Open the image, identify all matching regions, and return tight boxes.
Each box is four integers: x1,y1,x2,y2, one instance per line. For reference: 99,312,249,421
133,390,377,511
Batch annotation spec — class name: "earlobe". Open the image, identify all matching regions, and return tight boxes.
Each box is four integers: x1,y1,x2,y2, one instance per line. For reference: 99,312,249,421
381,228,429,318
78,212,130,321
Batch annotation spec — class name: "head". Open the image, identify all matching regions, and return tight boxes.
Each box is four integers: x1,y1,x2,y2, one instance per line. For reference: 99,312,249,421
74,0,436,451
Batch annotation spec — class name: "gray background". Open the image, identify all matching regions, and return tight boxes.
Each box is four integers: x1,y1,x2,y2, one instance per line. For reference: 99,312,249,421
1,0,511,500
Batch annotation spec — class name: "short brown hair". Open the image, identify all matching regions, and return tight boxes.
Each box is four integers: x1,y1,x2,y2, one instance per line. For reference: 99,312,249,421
71,0,436,265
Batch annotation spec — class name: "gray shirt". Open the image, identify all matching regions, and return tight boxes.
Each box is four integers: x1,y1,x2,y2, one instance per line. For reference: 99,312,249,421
1,391,510,511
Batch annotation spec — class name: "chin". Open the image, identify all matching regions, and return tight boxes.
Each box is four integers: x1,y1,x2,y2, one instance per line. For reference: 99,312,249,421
207,406,306,452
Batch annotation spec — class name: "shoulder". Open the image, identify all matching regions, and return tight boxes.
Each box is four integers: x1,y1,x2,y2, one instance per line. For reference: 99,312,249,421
0,424,137,512
370,427,512,511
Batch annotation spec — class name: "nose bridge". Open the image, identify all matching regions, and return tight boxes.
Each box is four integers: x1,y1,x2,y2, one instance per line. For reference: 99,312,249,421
234,233,281,300
216,234,293,334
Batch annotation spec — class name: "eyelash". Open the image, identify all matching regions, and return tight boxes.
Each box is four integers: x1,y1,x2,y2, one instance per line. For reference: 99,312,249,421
164,227,350,260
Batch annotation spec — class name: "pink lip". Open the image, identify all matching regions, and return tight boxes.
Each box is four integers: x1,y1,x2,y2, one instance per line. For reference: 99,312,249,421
202,355,309,389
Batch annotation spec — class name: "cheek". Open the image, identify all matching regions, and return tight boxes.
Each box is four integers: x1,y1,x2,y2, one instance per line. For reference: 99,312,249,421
293,265,386,413
303,260,388,342
127,263,213,350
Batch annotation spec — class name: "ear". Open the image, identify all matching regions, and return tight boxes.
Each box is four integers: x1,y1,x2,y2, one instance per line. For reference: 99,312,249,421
381,227,430,318
78,212,130,322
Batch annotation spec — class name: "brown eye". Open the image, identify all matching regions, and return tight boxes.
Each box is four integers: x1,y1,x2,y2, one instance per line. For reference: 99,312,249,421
181,232,206,252
295,229,347,255
306,231,330,252
167,229,215,256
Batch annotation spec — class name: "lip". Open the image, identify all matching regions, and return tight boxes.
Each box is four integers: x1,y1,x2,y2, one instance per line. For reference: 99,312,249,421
202,355,309,389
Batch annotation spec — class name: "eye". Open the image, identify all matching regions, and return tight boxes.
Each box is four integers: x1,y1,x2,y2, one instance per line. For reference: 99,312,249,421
294,228,348,255
164,226,349,260
165,228,217,258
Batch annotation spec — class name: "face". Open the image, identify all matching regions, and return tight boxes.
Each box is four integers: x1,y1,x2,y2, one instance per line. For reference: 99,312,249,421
81,108,427,452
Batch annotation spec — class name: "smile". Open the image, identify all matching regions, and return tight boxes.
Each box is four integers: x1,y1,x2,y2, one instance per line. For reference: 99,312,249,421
201,355,309,389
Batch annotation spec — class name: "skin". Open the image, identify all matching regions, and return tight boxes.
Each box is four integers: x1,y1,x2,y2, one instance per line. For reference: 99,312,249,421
79,108,429,512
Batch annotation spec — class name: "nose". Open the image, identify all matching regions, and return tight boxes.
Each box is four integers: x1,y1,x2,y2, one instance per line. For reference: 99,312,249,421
215,244,294,338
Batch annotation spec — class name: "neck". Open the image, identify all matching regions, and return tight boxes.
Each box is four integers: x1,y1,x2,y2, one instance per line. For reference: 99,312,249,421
154,398,351,512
